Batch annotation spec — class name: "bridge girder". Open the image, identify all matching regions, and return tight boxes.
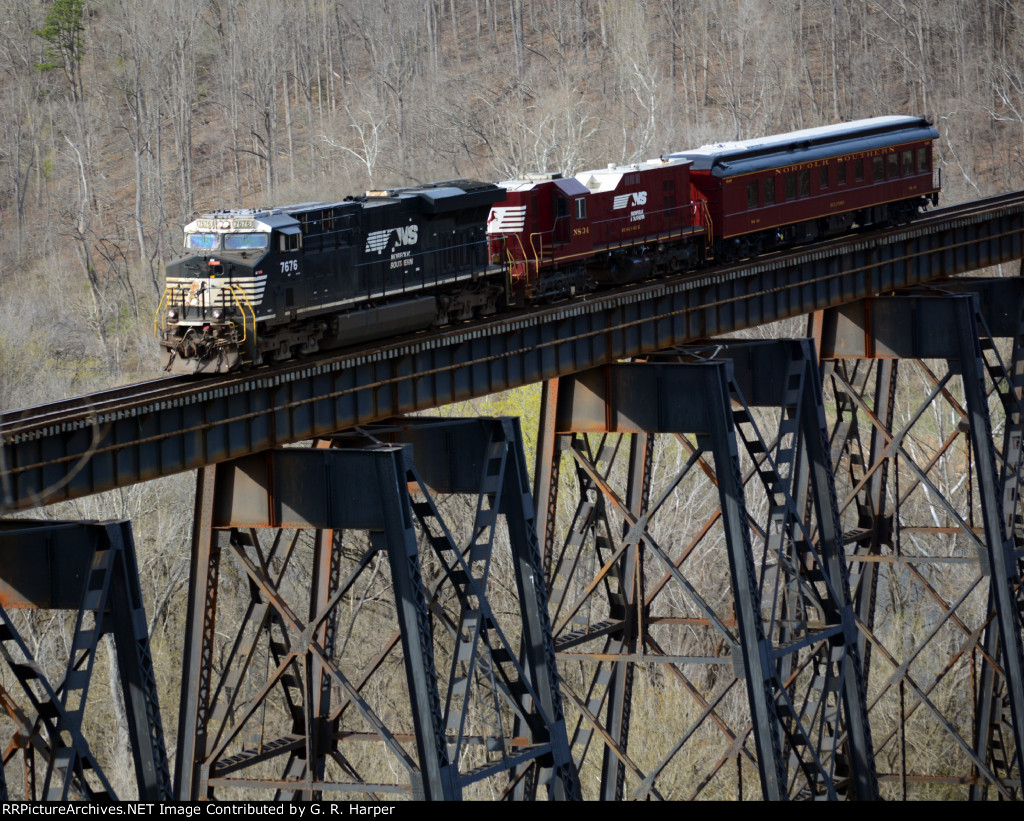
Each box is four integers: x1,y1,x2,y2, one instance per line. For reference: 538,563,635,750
4,200,1024,512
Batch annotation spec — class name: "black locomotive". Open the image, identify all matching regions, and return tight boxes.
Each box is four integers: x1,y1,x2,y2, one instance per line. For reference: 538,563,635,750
158,180,504,374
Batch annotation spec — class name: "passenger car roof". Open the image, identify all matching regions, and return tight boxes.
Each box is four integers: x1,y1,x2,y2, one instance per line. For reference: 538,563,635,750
669,116,938,176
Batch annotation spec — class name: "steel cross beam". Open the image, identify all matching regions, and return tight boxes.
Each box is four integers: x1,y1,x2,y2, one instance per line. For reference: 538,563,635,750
4,196,1024,512
818,284,1024,799
0,520,171,801
535,344,876,800
174,420,578,801
345,418,580,800
175,448,455,800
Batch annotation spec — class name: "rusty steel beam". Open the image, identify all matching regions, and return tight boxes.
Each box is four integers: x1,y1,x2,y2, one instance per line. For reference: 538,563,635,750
176,447,455,801
537,345,876,800
335,418,580,800
175,421,578,801
0,520,170,801
819,285,1024,799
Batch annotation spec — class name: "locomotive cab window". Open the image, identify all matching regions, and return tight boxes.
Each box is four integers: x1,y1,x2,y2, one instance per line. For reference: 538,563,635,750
186,232,218,251
224,233,269,251
279,231,301,252
575,197,587,220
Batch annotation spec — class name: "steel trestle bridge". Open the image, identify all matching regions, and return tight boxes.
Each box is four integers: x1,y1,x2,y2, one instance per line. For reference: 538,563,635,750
1,192,1024,800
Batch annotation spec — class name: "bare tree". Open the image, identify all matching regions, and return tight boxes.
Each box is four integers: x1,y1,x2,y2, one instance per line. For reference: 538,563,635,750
322,97,392,189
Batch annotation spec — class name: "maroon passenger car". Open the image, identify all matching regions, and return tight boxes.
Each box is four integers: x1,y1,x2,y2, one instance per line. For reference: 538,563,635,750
669,115,940,260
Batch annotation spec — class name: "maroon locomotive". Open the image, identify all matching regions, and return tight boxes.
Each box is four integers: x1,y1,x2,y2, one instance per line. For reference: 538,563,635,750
487,115,940,300
487,157,708,300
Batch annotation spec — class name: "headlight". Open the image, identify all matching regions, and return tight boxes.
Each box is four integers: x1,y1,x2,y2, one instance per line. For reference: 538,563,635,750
167,309,178,320
212,309,224,320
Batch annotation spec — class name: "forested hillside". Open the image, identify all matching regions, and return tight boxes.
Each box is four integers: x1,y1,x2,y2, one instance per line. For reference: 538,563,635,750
1,0,1023,799
0,0,1021,408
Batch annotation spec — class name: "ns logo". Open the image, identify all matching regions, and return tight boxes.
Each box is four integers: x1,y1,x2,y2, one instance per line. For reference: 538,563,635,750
365,225,419,254
612,191,648,210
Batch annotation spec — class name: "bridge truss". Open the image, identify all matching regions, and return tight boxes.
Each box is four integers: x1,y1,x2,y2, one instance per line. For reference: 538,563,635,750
1,197,1024,799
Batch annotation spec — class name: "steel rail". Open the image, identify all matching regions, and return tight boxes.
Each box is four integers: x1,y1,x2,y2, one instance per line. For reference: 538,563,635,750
3,192,1019,438
2,191,1023,511
0,376,195,429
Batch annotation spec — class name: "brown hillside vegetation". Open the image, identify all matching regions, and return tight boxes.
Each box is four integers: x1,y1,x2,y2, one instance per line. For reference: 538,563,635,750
0,0,1020,403
1,0,1023,800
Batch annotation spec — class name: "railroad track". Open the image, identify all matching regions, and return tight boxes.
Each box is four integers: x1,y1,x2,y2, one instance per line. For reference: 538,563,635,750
0,376,195,430
3,191,1022,440
3,190,1023,509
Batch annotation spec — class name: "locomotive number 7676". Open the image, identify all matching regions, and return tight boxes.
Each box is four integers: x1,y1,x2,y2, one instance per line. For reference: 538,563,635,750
280,260,299,274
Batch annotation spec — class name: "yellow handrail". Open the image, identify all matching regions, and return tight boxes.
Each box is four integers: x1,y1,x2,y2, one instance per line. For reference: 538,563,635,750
225,283,258,352
153,286,174,336
154,282,257,353
507,233,535,281
698,200,714,246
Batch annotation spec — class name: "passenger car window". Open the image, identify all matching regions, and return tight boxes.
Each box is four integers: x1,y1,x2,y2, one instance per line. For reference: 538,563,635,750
747,180,758,208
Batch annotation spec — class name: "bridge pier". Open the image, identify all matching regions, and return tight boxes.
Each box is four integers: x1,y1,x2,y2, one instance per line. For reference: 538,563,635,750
174,419,578,800
528,280,1024,799
535,342,876,800
818,284,1024,799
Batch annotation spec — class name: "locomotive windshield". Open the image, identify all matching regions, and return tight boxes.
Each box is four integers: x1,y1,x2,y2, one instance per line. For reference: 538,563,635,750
224,233,269,251
185,232,218,251
184,231,270,252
